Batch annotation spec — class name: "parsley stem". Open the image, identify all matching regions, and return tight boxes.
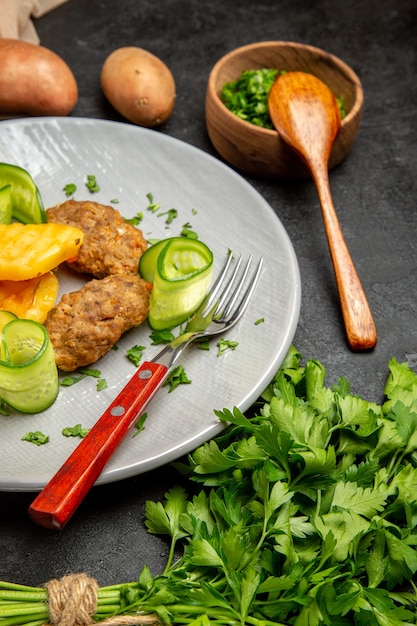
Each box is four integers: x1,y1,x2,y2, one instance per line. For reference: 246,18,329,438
161,603,240,621
246,618,287,626
163,535,178,574
6,622,45,626
0,593,45,602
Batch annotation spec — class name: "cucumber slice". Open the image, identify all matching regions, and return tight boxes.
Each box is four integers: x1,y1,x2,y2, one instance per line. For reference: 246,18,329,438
140,237,213,330
139,238,172,282
0,311,18,342
0,184,12,224
0,319,58,413
0,162,46,224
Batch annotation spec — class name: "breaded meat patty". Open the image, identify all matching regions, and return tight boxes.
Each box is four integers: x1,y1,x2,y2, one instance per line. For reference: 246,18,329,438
45,273,151,371
46,200,148,278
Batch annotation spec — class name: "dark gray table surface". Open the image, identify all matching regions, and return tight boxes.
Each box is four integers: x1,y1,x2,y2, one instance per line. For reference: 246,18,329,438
1,0,417,588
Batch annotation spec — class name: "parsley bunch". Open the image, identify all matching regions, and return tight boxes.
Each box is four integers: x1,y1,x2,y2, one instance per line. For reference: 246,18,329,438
2,347,417,625
140,347,417,624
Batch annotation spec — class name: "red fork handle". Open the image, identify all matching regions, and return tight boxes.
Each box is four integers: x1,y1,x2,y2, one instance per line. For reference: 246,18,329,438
28,361,169,530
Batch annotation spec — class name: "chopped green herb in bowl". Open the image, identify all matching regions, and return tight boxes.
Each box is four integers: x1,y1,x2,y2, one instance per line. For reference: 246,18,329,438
221,68,280,129
221,68,346,130
206,41,363,179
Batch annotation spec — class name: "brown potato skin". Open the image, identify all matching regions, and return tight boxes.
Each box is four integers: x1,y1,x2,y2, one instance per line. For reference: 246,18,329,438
0,38,78,116
101,47,176,127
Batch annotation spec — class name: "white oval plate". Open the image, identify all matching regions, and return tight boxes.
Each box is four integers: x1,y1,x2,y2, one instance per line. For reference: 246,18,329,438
0,117,301,491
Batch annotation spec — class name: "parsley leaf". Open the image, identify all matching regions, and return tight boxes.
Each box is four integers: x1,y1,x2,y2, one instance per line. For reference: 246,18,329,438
79,367,102,378
150,329,175,345
22,431,49,446
127,344,146,367
158,208,178,224
61,367,104,387
133,412,148,437
163,365,191,392
62,424,89,438
146,192,161,213
63,182,77,196
181,222,198,239
124,212,143,226
85,174,100,193
96,378,107,391
217,338,238,356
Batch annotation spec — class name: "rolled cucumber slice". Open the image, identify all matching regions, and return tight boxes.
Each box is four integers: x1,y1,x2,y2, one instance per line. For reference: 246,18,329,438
0,311,18,338
0,319,58,413
0,162,46,224
0,184,12,224
139,237,214,330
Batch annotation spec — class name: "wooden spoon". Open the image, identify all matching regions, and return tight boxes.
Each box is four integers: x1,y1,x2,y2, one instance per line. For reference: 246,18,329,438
268,71,376,351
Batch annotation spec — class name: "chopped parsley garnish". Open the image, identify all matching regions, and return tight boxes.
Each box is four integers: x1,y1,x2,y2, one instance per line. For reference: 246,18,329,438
133,412,148,437
127,345,146,367
221,68,280,129
85,174,100,193
216,338,239,356
163,365,191,392
60,374,84,386
22,431,49,446
96,378,108,391
79,367,102,378
62,424,89,438
146,192,161,213
150,329,175,345
60,367,106,389
158,208,178,224
181,222,198,239
63,182,77,196
337,95,346,119
124,212,143,226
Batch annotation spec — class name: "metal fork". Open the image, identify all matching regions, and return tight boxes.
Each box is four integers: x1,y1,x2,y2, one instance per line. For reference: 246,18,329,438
28,253,263,529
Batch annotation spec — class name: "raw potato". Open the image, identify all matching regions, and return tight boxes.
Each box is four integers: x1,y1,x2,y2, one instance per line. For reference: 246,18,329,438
0,38,78,116
101,47,176,127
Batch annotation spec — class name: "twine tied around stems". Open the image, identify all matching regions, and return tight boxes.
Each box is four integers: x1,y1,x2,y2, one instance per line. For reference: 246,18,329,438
45,574,98,626
45,574,160,626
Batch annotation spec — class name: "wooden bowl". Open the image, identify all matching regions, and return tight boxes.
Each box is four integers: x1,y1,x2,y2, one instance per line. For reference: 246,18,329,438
205,41,363,179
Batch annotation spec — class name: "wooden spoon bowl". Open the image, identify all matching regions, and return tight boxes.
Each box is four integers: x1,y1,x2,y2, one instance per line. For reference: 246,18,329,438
205,41,363,179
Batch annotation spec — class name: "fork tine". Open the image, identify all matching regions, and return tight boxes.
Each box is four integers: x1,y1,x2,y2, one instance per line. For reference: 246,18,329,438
187,253,262,335
200,251,234,315
217,254,250,319
218,255,263,324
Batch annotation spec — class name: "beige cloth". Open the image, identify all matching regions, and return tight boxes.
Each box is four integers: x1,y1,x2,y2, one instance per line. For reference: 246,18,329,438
0,0,69,44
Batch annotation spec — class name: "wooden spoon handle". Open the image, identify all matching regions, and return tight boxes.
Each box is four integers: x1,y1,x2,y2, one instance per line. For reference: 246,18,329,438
313,166,377,351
